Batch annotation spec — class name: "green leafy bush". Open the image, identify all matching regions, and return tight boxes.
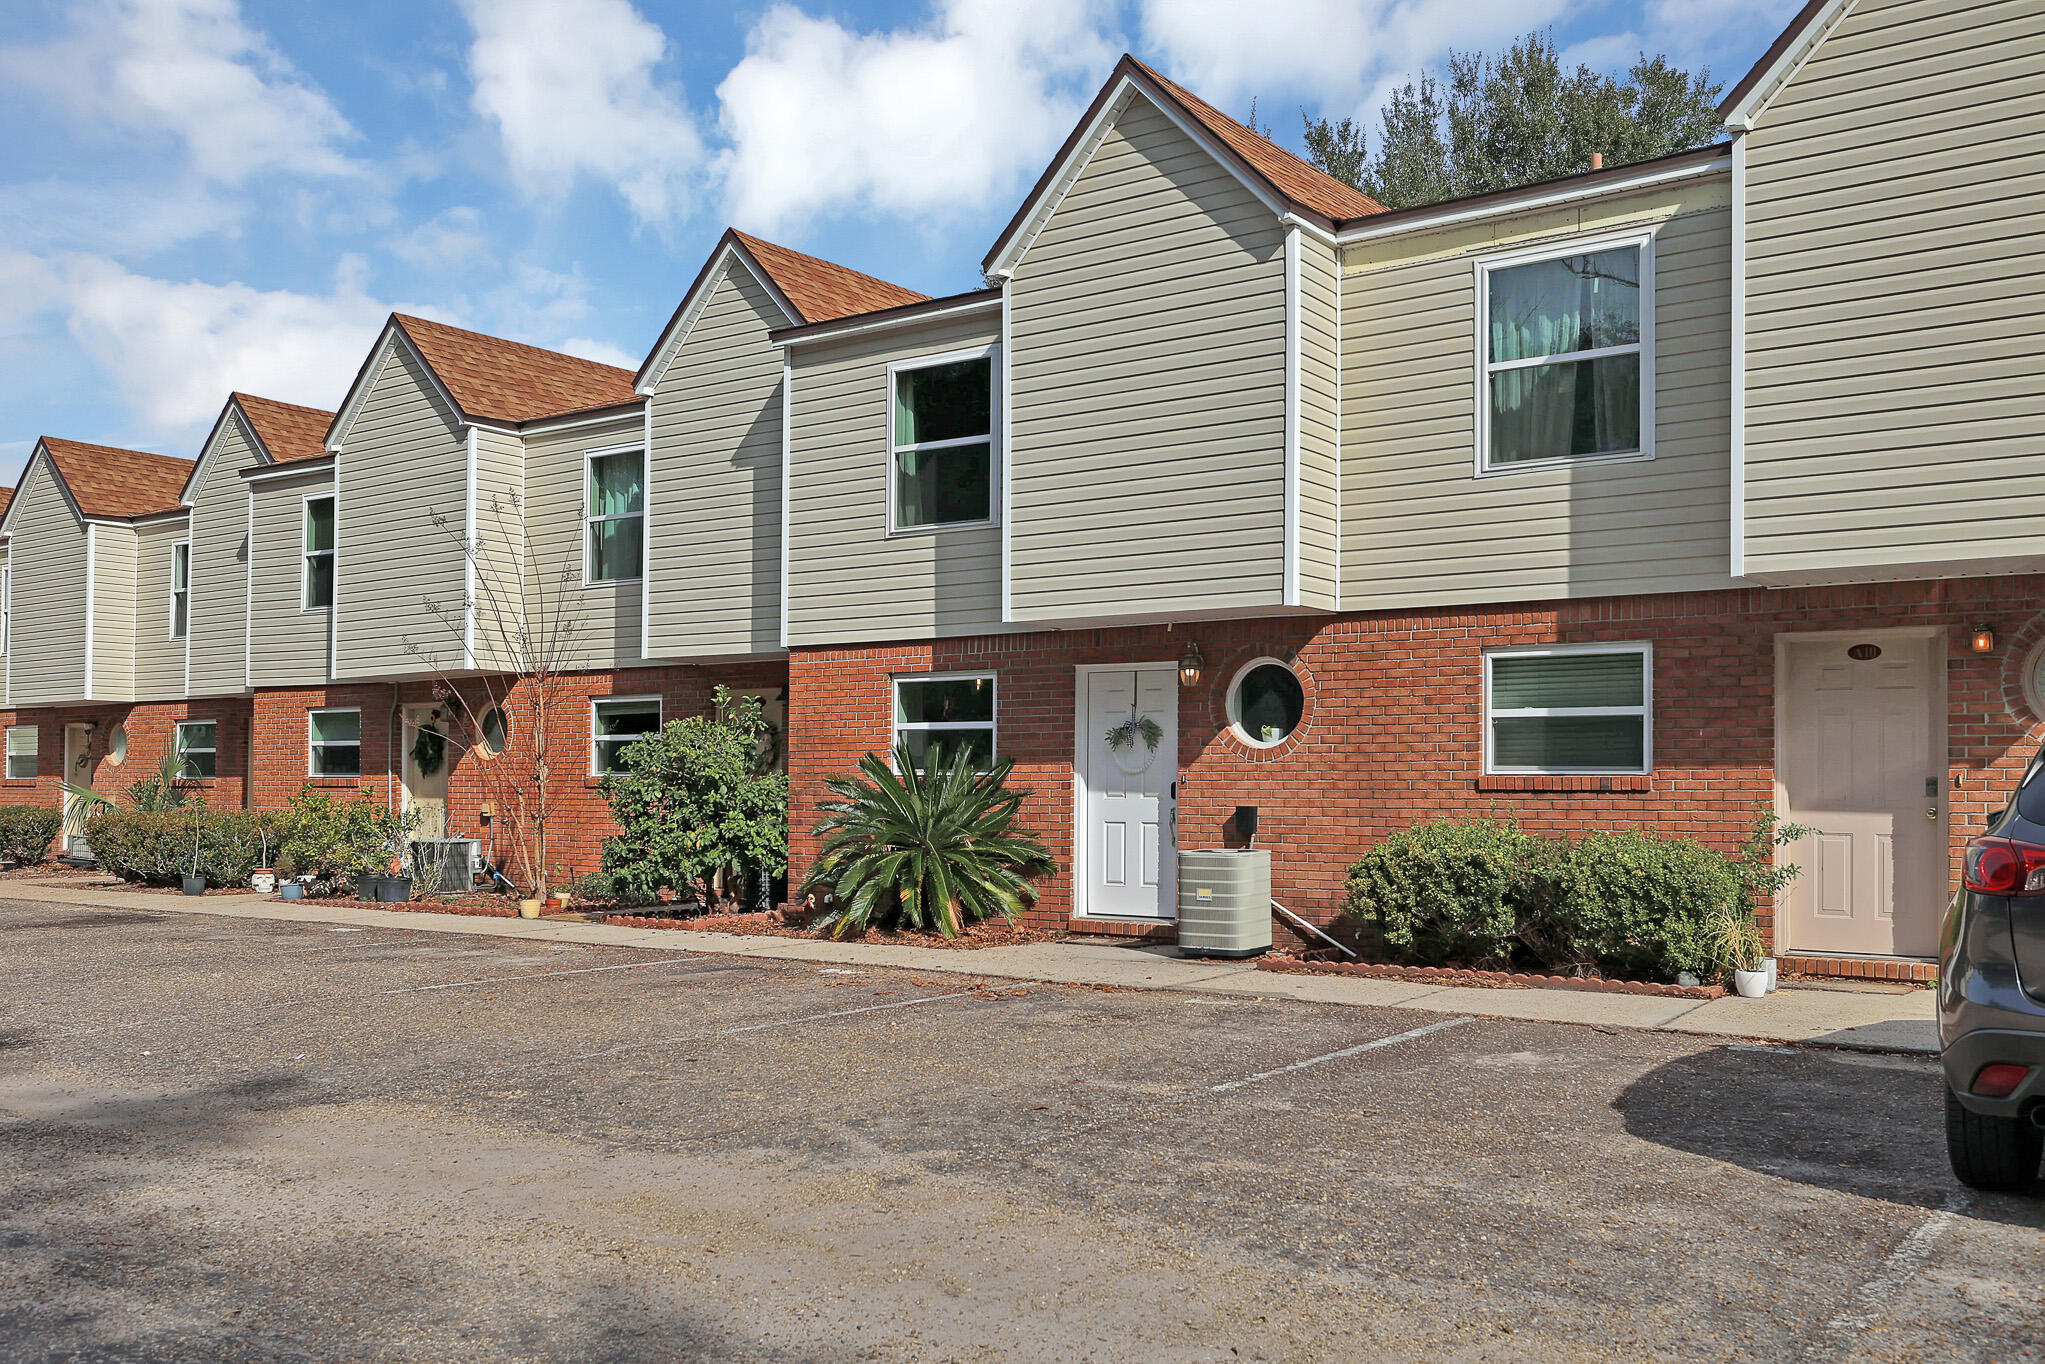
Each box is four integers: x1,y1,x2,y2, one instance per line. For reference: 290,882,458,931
88,808,285,887
1341,818,1530,966
597,688,788,908
0,806,62,866
274,785,412,887
1550,828,1744,981
803,742,1055,939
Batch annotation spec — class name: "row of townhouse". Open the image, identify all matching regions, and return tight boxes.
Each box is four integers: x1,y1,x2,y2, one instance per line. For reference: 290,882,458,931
2,0,2038,976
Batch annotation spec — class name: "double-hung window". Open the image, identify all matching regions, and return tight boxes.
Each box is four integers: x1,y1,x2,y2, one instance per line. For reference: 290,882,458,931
585,449,644,582
1479,236,1650,470
303,496,335,609
169,542,190,639
889,351,995,531
892,674,995,771
308,709,361,776
4,726,35,780
1485,645,1652,775
592,697,660,774
173,721,217,779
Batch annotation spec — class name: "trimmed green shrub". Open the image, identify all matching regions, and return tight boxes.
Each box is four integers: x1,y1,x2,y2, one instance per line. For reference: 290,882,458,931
0,806,62,866
88,808,285,887
1552,828,1745,982
1341,818,1530,966
274,785,412,887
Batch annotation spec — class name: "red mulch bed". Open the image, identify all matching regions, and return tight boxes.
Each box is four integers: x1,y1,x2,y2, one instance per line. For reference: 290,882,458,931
299,895,523,918
1259,954,1726,999
600,910,1061,950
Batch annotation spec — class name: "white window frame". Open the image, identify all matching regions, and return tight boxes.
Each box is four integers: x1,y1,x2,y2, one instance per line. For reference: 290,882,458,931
885,345,1000,536
307,707,362,777
1225,656,1305,750
4,725,35,780
1483,642,1653,776
891,671,998,770
590,695,662,775
173,719,217,780
168,540,190,640
582,445,646,586
302,493,335,611
1473,230,1656,477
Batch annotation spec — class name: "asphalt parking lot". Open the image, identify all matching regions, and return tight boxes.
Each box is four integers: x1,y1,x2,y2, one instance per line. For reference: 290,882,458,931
2,897,2041,1362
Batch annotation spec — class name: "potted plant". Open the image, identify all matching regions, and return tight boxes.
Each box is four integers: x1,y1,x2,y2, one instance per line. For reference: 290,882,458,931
377,852,412,903
249,817,277,894
1709,909,1770,999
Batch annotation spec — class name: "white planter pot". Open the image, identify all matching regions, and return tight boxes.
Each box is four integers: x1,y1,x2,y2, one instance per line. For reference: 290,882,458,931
251,870,277,894
1763,957,1778,993
1733,968,1768,999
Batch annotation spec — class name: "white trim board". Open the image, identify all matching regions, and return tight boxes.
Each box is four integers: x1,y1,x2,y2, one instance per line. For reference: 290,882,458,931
1723,0,1860,131
1282,223,1302,607
1334,156,1728,247
637,242,799,395
463,426,478,670
774,295,1002,349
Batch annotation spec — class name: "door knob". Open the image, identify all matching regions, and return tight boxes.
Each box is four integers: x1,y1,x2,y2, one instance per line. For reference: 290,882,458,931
1927,806,1938,821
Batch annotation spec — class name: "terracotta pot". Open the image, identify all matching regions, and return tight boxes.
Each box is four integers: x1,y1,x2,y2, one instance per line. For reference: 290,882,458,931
552,894,572,909
518,899,542,919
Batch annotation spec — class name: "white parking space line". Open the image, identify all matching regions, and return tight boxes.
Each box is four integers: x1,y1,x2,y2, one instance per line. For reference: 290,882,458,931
570,985,1030,1063
1208,1017,1475,1093
1805,1193,1968,1359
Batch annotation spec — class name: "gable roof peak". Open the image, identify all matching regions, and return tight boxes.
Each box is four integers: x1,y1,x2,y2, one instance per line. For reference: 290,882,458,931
231,392,336,465
32,437,194,521
387,313,640,426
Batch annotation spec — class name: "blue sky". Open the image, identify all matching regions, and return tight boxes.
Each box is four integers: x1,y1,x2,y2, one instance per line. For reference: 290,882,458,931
0,0,1796,482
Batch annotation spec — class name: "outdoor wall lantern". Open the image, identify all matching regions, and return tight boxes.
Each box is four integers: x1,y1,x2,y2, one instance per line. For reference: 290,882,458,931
1971,624,1997,655
1178,643,1205,688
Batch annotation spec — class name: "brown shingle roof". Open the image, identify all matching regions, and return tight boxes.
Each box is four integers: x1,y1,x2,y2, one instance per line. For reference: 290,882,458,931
0,487,13,526
1129,59,1384,221
731,231,929,324
234,392,334,464
392,314,640,425
40,439,193,520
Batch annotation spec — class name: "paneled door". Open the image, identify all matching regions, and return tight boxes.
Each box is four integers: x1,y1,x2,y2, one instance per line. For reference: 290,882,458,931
1079,666,1177,920
1779,632,1944,957
401,704,450,842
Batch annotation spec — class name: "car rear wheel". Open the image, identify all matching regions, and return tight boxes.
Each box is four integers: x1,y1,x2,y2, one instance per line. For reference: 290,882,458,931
1946,1086,2043,1192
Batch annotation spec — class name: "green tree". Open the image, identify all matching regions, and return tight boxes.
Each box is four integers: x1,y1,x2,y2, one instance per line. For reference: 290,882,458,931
596,687,788,908
1304,31,1723,210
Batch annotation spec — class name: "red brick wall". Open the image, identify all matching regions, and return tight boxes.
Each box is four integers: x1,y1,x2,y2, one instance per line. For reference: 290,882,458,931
788,577,2045,947
0,699,255,817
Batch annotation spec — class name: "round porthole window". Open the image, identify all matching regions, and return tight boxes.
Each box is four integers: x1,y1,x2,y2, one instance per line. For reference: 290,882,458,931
1228,659,1305,749
477,707,509,757
106,723,128,766
2022,641,2045,723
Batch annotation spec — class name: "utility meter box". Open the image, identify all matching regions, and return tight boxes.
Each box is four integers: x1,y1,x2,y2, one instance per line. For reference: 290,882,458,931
1177,849,1272,958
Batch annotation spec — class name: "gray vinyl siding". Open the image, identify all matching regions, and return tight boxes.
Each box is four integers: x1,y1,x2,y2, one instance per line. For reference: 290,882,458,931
187,414,255,697
1006,92,1288,622
131,518,188,700
1341,181,1736,607
1296,229,1341,611
7,459,89,705
786,312,1002,645
1742,0,2045,581
248,468,335,688
523,414,643,672
645,263,786,659
471,425,528,673
332,340,469,678
89,523,137,702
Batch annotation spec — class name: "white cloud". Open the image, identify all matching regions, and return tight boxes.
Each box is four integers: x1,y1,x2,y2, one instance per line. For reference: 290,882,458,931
2,249,399,438
0,0,360,185
391,206,493,270
714,0,1119,232
555,336,637,369
457,0,704,225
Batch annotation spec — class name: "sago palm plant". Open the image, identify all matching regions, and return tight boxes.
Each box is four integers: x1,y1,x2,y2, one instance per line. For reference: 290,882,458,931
803,742,1054,938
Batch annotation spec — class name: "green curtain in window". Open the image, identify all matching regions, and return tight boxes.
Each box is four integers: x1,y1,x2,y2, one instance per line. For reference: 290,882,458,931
588,453,643,517
1488,249,1639,363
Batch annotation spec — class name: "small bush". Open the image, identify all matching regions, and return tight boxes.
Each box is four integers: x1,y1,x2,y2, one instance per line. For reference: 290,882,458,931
1341,818,1529,966
275,785,412,887
87,807,285,887
0,806,62,866
1551,829,1744,982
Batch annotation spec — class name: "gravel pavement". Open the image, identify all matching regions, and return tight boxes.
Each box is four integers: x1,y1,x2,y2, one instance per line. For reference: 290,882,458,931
2,897,2040,1362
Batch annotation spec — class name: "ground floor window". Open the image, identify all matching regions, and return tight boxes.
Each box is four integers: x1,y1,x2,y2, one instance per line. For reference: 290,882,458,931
1227,659,1305,747
1484,644,1651,774
892,674,995,770
174,721,218,779
592,697,661,774
5,726,35,780
309,709,361,776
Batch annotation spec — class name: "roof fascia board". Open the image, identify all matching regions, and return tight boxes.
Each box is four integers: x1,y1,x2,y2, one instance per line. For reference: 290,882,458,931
326,321,465,451
1333,154,1729,246
1722,0,1857,131
771,294,1003,349
241,458,335,484
985,76,1289,280
517,401,647,436
635,237,800,395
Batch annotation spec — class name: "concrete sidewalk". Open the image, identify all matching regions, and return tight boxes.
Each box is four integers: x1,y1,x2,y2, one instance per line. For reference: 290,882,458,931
6,879,1939,1053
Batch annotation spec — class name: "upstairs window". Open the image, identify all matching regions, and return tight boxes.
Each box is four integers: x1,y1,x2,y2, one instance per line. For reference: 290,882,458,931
1484,645,1652,775
308,709,361,776
592,697,660,774
173,720,217,779
5,726,35,780
1479,238,1649,471
892,674,995,771
303,496,335,609
585,449,644,582
169,542,190,640
890,352,994,531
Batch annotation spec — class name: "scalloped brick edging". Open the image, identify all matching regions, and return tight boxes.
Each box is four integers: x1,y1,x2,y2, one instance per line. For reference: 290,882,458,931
307,897,521,918
1257,956,1725,999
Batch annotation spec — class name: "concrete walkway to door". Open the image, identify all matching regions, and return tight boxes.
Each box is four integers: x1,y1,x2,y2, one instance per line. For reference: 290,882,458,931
2,878,1939,1053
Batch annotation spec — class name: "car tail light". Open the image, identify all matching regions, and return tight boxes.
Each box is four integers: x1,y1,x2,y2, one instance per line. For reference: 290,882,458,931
1972,1063,2030,1098
1961,836,2045,895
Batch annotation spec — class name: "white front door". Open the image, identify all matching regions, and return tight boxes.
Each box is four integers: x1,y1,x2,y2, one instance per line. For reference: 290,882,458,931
1779,632,1944,958
401,704,450,841
61,723,93,856
1080,666,1177,920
